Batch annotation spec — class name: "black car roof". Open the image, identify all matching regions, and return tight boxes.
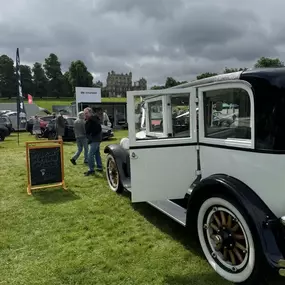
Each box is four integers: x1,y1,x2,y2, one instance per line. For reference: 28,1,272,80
240,67,285,91
241,67,285,76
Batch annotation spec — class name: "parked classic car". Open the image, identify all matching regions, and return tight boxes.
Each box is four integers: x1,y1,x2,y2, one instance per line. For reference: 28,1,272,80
104,68,285,284
42,116,114,141
0,124,9,141
0,115,13,135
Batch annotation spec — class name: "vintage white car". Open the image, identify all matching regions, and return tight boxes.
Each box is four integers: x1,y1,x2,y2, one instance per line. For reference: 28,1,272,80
104,68,285,284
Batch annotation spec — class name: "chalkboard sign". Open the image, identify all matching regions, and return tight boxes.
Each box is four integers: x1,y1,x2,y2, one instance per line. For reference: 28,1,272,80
29,147,62,186
26,140,66,195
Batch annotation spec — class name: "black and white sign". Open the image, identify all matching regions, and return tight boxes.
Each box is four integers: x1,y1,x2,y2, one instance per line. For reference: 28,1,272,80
75,87,101,103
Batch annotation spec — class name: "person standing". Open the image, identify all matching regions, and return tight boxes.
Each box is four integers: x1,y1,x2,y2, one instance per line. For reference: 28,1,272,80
84,107,103,176
70,111,88,165
56,111,65,140
32,115,41,139
102,109,110,126
93,107,110,126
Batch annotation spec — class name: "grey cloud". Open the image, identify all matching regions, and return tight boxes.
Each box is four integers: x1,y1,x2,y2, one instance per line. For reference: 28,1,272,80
157,6,259,59
48,23,91,47
96,0,183,19
0,23,53,49
0,0,284,85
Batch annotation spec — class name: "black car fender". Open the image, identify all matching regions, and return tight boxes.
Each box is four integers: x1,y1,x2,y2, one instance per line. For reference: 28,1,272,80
0,125,9,137
186,174,284,270
104,144,130,184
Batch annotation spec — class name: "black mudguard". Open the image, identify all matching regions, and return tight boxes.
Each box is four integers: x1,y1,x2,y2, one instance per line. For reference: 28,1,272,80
186,174,285,271
104,144,130,187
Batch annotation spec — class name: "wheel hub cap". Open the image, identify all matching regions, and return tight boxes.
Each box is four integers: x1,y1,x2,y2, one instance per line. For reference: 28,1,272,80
204,207,249,271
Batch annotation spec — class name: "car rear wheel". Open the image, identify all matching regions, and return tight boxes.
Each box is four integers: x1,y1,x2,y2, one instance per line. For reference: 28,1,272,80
197,195,268,284
48,132,57,140
0,133,5,141
106,154,123,193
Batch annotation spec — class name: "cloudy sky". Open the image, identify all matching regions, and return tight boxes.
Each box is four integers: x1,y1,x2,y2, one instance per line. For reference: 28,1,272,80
0,0,284,86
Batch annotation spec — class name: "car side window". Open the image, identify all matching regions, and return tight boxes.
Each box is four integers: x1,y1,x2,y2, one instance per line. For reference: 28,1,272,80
170,94,190,138
203,88,251,140
148,100,163,133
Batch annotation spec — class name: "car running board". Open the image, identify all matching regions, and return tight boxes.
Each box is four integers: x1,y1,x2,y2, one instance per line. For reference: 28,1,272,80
147,200,187,227
123,178,131,189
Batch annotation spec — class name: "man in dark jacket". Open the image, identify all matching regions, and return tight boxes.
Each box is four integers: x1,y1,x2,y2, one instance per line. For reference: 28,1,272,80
83,107,103,176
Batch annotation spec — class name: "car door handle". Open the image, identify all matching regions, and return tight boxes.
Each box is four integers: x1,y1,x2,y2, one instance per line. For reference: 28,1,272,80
131,152,138,159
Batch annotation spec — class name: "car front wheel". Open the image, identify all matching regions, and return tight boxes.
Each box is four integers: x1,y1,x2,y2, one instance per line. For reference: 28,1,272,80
106,154,123,193
197,196,268,284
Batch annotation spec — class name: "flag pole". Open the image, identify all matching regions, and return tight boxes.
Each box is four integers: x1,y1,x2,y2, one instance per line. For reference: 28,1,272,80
15,48,27,146
16,48,20,146
17,88,19,145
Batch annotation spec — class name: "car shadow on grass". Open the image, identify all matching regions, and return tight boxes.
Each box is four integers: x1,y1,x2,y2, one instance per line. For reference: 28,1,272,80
120,191,204,258
32,188,81,204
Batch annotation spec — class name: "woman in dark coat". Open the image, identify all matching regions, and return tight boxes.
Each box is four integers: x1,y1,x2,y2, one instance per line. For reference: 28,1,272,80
56,111,65,140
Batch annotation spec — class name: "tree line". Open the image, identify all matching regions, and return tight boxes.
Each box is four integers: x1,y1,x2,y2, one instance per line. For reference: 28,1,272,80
0,54,283,99
0,53,103,99
151,57,285,89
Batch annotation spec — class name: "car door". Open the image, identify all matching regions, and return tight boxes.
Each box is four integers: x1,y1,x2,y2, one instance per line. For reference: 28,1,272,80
66,118,75,139
127,88,198,203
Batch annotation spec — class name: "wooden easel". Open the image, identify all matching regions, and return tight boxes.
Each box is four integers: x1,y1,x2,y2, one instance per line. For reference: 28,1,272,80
26,140,67,195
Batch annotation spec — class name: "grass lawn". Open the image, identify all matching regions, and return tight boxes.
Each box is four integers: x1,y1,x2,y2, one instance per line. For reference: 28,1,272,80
0,131,231,285
0,97,127,112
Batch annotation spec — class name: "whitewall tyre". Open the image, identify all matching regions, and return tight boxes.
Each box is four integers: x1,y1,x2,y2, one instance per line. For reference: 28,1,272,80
197,196,266,284
106,154,123,193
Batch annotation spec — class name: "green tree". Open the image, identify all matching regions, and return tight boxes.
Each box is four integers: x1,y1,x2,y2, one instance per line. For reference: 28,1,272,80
196,72,218,80
165,77,179,88
32,62,48,98
223,67,247,73
254,57,284,68
0,55,17,99
93,80,103,88
150,77,187,90
62,71,73,97
150,85,165,90
68,60,93,94
20,65,33,96
43,53,64,98
101,87,108,97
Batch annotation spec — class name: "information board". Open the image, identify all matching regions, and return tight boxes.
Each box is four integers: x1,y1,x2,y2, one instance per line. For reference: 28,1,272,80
26,140,66,195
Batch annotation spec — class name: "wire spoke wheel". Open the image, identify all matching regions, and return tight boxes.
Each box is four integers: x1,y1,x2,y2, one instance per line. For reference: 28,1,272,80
197,197,256,284
106,154,123,193
108,160,118,189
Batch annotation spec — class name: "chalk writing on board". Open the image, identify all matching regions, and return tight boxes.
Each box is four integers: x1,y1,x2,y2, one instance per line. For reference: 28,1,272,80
29,147,62,186
30,148,60,170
